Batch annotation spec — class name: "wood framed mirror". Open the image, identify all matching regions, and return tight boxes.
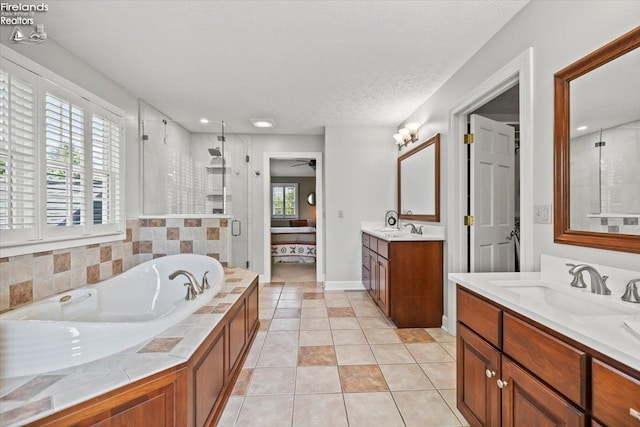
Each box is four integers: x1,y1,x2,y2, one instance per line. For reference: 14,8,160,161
554,26,640,253
398,133,440,222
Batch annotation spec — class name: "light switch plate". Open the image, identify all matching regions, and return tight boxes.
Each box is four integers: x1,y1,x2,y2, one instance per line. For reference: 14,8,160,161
337,209,344,218
534,204,552,224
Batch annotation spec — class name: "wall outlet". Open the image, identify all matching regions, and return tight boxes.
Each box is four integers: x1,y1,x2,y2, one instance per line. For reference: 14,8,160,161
337,209,344,218
534,204,552,224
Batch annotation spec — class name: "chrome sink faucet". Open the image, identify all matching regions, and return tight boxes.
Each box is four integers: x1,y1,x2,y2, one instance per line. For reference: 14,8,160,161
169,270,204,300
404,223,423,235
566,263,611,295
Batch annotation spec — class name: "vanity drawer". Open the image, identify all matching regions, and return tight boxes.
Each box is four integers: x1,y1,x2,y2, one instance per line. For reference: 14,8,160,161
362,249,370,267
377,239,389,259
456,287,502,348
592,359,640,427
503,313,587,407
362,233,370,248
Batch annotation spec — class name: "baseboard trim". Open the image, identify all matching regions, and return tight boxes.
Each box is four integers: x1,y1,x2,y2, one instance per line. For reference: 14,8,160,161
324,281,365,291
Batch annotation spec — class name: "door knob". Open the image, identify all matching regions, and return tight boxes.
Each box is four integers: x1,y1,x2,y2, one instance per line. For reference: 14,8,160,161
497,379,509,389
485,369,496,378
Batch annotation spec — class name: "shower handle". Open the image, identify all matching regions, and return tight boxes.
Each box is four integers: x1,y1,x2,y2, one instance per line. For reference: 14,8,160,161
232,220,241,237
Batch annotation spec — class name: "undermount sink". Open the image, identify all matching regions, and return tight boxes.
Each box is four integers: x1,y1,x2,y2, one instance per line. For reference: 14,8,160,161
489,280,637,317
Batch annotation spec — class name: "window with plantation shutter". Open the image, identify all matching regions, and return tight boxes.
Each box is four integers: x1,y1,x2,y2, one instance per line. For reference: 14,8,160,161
91,112,120,225
0,64,37,240
0,48,125,257
44,91,85,228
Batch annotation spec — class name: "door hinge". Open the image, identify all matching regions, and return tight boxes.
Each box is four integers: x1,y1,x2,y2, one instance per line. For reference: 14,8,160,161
245,155,250,163
464,133,474,144
464,215,475,226
246,261,250,268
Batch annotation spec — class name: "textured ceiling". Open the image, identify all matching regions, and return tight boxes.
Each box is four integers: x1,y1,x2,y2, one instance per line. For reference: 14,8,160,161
31,1,528,134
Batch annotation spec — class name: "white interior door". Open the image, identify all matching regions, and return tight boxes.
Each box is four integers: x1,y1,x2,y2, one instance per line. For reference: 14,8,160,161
471,114,515,272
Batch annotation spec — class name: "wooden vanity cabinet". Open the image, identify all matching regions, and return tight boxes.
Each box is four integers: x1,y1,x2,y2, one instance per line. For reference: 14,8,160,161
361,232,443,327
456,285,640,427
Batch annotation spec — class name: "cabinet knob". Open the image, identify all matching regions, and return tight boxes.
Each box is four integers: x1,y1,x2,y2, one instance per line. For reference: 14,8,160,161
485,369,496,378
497,379,509,389
630,408,640,421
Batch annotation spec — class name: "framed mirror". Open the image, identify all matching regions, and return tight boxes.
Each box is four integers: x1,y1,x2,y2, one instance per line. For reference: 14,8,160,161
554,26,640,253
398,133,440,222
307,192,316,206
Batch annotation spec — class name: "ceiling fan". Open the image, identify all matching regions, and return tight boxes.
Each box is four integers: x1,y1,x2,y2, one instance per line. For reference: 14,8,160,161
291,159,316,170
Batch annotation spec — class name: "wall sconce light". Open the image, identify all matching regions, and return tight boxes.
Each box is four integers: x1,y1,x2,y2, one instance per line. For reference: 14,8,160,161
393,122,421,149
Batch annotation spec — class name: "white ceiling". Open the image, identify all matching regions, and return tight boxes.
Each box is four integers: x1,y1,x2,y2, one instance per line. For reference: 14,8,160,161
34,1,528,134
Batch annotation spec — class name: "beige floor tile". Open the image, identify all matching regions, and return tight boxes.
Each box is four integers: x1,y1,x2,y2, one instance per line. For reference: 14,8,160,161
298,345,337,366
420,362,457,389
345,291,372,300
242,345,262,368
301,307,329,318
339,365,388,392
301,299,326,308
352,306,385,317
392,390,461,426
396,328,435,343
324,298,351,308
269,318,301,331
246,367,296,395
370,344,416,364
231,368,253,395
330,317,361,330
279,291,304,300
343,392,404,427
258,319,271,331
252,331,267,347
217,396,243,427
358,317,394,329
256,346,298,368
332,329,367,345
335,344,377,365
379,364,434,391
300,317,331,330
259,299,279,308
236,395,294,427
441,341,457,360
263,331,299,347
299,329,334,346
277,299,302,308
364,328,402,344
405,342,455,363
439,388,471,426
292,393,348,427
259,308,274,319
295,366,342,394
426,327,457,342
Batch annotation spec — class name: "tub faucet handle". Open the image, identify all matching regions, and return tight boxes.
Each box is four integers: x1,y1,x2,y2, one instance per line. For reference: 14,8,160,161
622,279,640,303
202,271,211,290
184,282,198,300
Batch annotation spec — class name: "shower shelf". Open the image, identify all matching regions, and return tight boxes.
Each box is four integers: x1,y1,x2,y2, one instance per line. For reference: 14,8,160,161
206,166,230,173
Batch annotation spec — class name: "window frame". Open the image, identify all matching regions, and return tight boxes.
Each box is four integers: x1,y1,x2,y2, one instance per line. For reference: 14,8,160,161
271,182,299,219
0,47,125,257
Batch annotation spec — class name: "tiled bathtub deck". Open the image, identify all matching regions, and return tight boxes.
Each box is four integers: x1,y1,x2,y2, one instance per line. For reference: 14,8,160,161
220,283,470,427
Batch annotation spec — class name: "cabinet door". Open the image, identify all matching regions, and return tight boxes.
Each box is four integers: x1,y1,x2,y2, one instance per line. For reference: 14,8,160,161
362,245,370,291
194,329,226,427
368,250,377,300
247,283,259,336
377,256,389,316
501,357,586,427
229,301,247,373
457,323,501,427
591,358,640,427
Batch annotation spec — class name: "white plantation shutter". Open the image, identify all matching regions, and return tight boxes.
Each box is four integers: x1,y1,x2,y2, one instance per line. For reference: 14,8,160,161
0,50,125,255
91,111,121,225
0,64,37,241
44,91,85,228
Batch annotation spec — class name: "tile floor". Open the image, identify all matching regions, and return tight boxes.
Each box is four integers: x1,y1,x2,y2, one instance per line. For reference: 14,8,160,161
218,282,470,427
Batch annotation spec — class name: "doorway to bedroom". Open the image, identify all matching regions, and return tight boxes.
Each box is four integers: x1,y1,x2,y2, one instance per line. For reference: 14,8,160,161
263,152,324,284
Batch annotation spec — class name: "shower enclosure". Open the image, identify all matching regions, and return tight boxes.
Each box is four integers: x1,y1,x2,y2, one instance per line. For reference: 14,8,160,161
140,101,250,268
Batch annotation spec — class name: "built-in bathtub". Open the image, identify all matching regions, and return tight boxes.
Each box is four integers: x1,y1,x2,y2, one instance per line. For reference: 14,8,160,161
0,254,224,378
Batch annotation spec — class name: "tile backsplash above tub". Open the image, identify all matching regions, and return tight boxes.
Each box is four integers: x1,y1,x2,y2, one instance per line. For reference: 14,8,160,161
0,217,230,312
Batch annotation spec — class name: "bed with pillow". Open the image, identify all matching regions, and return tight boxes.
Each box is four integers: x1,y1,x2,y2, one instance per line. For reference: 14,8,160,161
271,220,316,263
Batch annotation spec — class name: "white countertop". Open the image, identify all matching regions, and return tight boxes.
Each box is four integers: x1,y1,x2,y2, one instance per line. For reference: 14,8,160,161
449,271,640,372
361,224,445,242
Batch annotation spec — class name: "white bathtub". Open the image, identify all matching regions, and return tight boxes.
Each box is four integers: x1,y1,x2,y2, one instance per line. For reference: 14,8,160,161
0,254,224,378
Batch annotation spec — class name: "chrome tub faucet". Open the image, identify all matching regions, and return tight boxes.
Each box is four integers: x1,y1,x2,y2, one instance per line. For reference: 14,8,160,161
566,263,611,295
169,270,204,300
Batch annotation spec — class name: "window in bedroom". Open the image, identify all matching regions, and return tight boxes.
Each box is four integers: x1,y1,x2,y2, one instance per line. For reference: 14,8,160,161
271,183,298,219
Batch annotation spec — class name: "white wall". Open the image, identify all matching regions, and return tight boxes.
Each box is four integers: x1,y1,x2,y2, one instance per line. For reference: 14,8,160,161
325,126,397,286
248,134,324,274
0,37,141,219
400,1,640,272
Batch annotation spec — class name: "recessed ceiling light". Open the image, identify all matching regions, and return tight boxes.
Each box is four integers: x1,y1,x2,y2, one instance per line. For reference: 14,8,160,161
250,118,275,128
200,118,209,124
576,125,587,131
